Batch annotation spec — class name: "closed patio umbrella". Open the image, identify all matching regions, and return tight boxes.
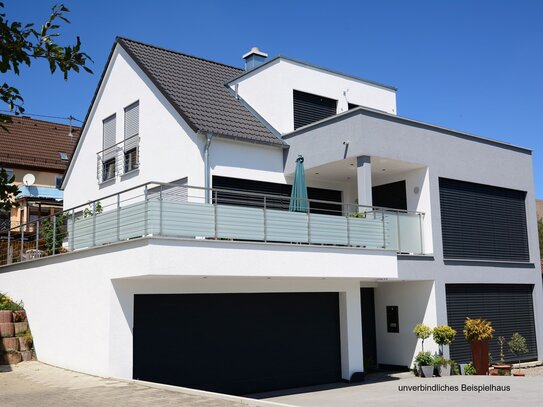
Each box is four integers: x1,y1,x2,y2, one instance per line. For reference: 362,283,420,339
289,155,309,213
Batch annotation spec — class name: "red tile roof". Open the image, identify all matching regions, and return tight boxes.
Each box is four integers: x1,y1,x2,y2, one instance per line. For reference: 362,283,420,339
0,116,80,172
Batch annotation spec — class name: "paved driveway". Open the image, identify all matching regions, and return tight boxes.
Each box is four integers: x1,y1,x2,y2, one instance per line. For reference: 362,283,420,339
266,370,543,407
0,362,289,407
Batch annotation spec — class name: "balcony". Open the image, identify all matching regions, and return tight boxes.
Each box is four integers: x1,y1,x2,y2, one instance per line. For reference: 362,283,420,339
0,182,425,267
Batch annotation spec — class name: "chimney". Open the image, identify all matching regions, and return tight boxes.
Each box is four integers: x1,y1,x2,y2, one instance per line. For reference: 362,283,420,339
242,47,268,71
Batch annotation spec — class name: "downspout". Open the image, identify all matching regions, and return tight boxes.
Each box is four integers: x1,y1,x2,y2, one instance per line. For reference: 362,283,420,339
204,131,214,204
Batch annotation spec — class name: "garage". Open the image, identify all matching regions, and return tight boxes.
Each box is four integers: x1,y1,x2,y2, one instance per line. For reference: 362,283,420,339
133,292,342,395
446,284,538,363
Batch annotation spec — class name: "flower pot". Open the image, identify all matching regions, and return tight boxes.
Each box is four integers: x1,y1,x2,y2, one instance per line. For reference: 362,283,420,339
492,364,512,376
1,337,19,351
18,336,33,351
421,365,434,377
0,323,14,338
0,310,13,323
439,365,451,377
20,350,33,361
460,363,467,375
14,322,28,335
513,371,525,377
12,310,26,323
0,352,22,365
470,340,489,375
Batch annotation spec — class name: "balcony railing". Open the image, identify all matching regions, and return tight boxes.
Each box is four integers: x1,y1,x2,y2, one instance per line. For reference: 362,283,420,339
0,181,425,266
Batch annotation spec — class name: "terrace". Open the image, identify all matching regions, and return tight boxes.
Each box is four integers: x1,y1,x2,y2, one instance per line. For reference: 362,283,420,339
0,181,425,267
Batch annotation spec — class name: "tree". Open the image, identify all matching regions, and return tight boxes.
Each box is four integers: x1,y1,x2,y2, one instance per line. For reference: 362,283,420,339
0,2,92,211
538,219,543,257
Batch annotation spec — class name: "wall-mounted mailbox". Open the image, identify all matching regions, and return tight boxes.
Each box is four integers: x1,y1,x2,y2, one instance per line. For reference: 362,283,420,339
386,306,399,333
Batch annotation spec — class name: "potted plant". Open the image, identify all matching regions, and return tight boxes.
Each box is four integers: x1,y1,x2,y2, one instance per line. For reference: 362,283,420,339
433,355,452,376
415,351,434,377
463,362,476,375
508,332,528,377
463,318,494,375
433,325,456,353
413,323,432,352
491,336,512,376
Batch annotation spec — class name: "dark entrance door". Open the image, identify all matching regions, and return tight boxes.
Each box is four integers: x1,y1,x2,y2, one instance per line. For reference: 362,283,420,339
360,287,378,371
372,180,407,210
133,292,342,395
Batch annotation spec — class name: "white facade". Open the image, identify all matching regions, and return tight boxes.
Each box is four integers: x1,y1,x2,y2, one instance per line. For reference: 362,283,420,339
230,58,397,134
0,39,541,393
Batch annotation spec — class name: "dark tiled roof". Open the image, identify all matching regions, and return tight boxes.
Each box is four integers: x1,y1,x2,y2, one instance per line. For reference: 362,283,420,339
0,116,80,172
118,38,284,146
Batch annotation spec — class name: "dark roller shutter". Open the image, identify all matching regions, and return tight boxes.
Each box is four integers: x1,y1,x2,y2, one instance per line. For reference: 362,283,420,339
439,178,529,261
293,90,337,130
446,284,537,364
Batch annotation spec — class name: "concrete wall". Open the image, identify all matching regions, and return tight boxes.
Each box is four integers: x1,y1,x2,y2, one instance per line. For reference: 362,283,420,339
374,281,438,368
232,59,397,134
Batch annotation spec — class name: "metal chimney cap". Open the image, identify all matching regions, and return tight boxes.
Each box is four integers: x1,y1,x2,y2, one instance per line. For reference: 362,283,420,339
242,47,268,59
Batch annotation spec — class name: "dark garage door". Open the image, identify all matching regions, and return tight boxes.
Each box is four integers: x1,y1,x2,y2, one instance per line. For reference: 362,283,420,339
133,293,341,395
446,284,537,363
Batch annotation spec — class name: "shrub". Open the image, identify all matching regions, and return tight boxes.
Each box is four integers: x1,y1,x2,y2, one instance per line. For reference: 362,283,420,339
508,333,528,364
415,351,433,366
433,325,456,355
0,293,23,311
433,355,451,367
463,318,494,342
413,323,432,352
464,362,476,375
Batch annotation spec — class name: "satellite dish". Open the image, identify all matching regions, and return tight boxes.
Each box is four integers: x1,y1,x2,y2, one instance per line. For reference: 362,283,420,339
23,173,35,186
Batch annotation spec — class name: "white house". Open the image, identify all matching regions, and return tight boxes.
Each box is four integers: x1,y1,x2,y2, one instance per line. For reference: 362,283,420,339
0,37,541,396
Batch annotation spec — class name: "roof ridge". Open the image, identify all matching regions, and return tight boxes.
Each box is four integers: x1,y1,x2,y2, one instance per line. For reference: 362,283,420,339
116,36,244,72
1,114,81,129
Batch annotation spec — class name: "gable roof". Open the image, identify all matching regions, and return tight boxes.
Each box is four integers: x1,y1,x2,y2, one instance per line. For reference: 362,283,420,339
0,116,80,172
117,37,284,146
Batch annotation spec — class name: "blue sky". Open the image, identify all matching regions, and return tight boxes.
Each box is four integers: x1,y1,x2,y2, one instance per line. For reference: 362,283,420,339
4,1,543,196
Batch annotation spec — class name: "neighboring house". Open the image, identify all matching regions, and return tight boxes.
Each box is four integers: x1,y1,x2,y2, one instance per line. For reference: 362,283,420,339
536,199,543,221
0,116,79,232
0,38,541,396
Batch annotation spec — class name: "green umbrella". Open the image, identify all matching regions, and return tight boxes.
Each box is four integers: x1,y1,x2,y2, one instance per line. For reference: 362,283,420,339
289,155,309,213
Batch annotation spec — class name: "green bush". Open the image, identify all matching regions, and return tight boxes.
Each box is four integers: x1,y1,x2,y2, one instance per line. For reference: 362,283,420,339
464,362,476,375
508,333,528,363
432,355,451,367
0,293,23,311
415,351,433,366
433,325,456,346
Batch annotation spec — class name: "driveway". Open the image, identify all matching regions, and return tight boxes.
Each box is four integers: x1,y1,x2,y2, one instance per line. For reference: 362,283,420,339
0,362,289,407
265,368,543,407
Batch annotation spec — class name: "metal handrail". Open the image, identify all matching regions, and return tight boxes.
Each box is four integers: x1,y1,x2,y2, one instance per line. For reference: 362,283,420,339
96,134,140,155
0,180,425,235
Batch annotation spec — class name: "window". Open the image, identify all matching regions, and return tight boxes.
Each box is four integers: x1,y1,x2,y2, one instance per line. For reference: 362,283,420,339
124,101,139,173
103,158,116,181
55,176,63,189
59,152,68,161
293,90,337,130
101,114,116,181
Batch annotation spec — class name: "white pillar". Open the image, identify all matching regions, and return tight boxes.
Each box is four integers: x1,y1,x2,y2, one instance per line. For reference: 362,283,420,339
339,286,363,379
357,156,372,208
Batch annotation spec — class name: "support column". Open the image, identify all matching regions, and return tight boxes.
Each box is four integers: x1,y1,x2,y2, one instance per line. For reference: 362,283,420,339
339,286,364,380
356,156,372,208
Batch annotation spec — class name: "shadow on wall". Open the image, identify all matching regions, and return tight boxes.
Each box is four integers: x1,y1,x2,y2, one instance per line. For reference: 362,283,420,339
374,281,435,368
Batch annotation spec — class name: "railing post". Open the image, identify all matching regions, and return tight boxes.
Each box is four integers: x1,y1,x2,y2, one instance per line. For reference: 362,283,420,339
70,209,75,250
92,201,97,246
144,185,148,236
116,193,121,242
307,199,311,244
381,208,386,249
7,228,11,264
52,215,57,255
213,190,218,239
346,203,351,247
159,185,163,236
20,223,24,261
396,211,401,253
263,196,267,242
35,220,39,253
